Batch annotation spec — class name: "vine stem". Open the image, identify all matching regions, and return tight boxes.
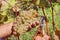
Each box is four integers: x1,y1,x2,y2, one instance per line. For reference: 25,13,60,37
41,7,50,36
48,0,57,40
49,0,55,31
51,6,55,30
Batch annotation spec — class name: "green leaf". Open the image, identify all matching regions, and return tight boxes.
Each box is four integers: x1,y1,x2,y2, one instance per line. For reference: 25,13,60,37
8,0,16,6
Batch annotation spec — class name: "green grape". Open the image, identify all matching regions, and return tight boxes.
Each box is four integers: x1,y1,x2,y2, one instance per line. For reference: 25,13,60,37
13,9,39,34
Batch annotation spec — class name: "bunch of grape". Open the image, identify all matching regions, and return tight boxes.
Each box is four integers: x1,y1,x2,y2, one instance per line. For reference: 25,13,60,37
13,9,40,34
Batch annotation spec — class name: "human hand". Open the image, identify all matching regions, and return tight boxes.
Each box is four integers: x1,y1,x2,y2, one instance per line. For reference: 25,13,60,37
34,34,50,40
0,22,13,38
